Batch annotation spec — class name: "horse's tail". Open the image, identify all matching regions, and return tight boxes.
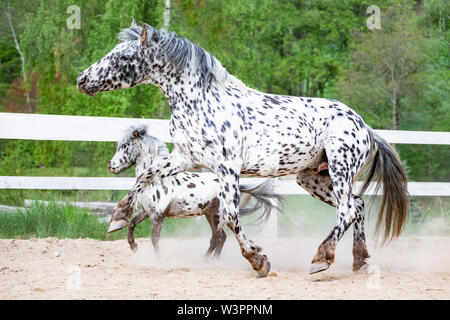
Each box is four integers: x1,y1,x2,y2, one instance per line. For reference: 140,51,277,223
358,127,409,243
238,179,284,224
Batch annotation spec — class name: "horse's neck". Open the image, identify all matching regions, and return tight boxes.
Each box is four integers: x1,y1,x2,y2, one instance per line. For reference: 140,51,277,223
156,66,232,112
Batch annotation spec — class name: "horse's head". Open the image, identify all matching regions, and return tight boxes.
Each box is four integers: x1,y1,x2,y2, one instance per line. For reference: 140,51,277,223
77,21,164,96
108,125,169,174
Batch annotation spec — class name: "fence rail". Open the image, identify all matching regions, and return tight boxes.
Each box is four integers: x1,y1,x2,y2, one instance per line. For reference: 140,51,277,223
0,112,449,196
2,112,450,144
0,176,449,196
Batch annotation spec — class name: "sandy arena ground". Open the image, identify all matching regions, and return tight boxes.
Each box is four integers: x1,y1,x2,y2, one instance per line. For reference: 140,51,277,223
0,235,449,299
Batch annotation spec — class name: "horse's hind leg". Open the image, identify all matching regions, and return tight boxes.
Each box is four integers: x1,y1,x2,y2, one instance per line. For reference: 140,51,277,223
304,136,369,274
352,196,370,272
127,208,149,252
296,170,370,272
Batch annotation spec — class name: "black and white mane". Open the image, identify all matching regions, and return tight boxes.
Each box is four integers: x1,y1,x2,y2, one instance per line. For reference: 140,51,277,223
118,25,228,87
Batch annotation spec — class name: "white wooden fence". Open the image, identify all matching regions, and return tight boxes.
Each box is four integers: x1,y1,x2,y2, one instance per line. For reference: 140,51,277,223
0,112,449,196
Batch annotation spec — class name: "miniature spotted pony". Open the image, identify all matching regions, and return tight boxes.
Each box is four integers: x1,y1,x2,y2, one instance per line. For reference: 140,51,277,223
77,21,409,277
108,125,282,257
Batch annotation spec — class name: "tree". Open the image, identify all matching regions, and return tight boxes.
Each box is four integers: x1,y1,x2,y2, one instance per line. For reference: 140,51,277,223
335,4,428,130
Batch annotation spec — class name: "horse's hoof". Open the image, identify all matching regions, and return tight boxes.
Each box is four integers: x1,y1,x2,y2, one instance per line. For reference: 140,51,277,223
130,242,138,252
309,263,329,274
107,219,127,233
257,256,271,278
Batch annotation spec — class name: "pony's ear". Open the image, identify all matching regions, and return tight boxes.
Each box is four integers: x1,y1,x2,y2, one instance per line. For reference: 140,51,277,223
132,130,141,139
131,19,137,28
140,24,148,48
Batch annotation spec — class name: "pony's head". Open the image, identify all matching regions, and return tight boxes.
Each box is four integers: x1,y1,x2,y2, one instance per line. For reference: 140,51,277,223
108,125,169,174
77,20,229,96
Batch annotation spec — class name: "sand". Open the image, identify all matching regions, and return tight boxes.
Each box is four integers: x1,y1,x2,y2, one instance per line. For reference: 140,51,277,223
0,236,449,299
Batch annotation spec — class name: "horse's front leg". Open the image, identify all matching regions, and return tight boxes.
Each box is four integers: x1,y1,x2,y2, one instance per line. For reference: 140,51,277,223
108,149,194,233
216,167,271,278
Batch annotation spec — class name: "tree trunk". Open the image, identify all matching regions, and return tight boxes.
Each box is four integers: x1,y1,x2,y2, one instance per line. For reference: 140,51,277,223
163,0,171,30
6,7,31,110
390,68,399,130
392,99,399,131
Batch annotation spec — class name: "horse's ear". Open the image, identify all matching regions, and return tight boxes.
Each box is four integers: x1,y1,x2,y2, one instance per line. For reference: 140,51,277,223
151,32,160,44
140,24,148,48
131,19,137,28
132,130,141,139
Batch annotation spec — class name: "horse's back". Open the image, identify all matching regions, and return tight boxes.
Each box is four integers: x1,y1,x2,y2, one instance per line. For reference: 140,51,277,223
240,93,342,176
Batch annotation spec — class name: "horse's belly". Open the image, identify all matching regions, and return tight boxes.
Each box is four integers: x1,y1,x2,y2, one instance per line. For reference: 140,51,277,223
242,125,324,177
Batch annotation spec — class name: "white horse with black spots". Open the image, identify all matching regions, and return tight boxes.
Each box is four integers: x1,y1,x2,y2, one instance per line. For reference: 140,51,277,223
108,124,282,257
77,21,409,277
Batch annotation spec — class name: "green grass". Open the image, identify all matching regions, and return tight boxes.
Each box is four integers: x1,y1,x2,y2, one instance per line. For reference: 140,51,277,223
0,197,448,240
0,201,210,240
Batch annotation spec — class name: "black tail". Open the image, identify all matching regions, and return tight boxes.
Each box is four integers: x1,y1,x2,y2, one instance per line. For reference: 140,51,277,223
238,179,284,225
359,128,409,243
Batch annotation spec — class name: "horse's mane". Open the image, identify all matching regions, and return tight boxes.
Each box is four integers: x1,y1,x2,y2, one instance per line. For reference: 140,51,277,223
118,24,230,87
120,124,169,158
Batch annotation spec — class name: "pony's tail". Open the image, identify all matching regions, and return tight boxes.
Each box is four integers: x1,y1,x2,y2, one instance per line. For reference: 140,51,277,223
238,179,284,225
358,128,409,243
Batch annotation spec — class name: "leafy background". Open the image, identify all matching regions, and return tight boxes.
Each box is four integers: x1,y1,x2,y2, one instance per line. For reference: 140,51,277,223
0,0,448,207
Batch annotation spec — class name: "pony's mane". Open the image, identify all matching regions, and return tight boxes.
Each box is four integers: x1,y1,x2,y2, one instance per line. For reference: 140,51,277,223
120,124,169,158
118,24,230,87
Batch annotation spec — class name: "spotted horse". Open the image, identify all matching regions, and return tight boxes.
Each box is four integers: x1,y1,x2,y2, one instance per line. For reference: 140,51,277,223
108,124,282,257
77,21,409,277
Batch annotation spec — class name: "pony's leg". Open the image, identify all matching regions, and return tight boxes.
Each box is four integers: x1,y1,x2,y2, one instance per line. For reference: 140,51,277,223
204,211,222,258
296,170,370,272
151,215,164,257
213,230,227,258
109,149,195,233
216,170,270,277
352,196,370,272
210,209,227,258
296,169,336,207
127,208,148,252
309,141,368,274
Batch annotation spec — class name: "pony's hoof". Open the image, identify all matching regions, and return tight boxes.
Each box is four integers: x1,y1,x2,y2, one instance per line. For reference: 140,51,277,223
355,263,371,274
353,262,370,274
257,256,271,278
107,219,127,233
309,263,329,274
129,242,138,252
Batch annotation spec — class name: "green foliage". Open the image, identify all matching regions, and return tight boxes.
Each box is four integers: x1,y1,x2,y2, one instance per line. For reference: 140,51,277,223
0,0,448,205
